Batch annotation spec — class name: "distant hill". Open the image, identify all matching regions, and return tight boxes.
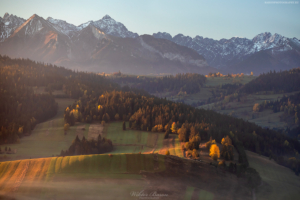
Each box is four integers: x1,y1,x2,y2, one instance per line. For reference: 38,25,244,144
240,68,300,94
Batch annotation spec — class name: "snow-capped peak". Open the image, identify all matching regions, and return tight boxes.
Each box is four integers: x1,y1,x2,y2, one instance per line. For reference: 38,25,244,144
86,15,138,38
44,14,138,38
78,20,93,29
46,16,80,37
0,12,25,42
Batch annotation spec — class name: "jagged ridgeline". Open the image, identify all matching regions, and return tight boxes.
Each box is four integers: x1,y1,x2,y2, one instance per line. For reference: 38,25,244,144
240,68,300,94
109,73,206,94
0,55,120,144
66,90,300,173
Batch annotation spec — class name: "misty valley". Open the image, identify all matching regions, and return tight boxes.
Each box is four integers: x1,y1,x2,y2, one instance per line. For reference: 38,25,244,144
0,4,300,200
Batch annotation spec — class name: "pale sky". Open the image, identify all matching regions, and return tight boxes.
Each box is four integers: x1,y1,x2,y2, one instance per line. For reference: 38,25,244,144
0,0,299,40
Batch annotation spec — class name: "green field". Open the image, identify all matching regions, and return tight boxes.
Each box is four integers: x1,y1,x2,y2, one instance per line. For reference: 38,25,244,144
183,186,214,200
205,76,256,87
105,122,183,157
198,91,300,129
247,151,300,200
0,154,166,200
0,98,184,161
165,75,256,106
0,98,79,160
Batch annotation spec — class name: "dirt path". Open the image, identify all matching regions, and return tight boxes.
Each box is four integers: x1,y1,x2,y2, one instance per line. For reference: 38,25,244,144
88,124,103,140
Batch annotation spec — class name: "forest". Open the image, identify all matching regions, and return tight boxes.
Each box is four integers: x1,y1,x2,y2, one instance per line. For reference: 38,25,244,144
0,60,58,143
1,55,300,174
258,92,300,126
241,68,300,94
109,73,206,94
65,90,300,174
60,135,113,156
0,55,121,144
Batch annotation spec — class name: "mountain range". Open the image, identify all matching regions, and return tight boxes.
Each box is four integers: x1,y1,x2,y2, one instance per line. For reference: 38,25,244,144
0,12,299,75
0,13,213,75
153,32,300,74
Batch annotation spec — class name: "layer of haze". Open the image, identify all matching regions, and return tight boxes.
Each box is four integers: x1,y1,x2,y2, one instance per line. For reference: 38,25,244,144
0,0,299,40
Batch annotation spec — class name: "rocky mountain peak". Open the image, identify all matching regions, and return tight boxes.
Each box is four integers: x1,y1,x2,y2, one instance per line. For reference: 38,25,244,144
252,32,272,43
102,15,112,20
152,32,173,40
3,12,10,19
0,12,26,42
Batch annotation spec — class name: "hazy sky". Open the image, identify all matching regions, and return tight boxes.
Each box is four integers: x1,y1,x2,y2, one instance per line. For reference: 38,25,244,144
0,0,299,40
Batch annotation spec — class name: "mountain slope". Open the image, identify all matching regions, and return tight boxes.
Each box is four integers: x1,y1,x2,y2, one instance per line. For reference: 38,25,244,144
46,17,80,38
66,24,214,74
153,32,300,74
230,50,291,74
0,12,25,42
0,14,215,75
0,14,70,63
46,14,138,39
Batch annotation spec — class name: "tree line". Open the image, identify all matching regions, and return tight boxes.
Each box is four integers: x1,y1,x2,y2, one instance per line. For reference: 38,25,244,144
0,55,124,144
258,92,300,125
60,135,113,156
109,73,206,94
65,90,300,174
0,60,58,143
241,68,300,94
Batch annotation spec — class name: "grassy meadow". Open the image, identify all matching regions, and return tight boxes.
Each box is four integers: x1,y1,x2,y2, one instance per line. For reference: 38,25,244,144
0,154,166,200
0,97,184,161
167,75,256,106
247,151,300,200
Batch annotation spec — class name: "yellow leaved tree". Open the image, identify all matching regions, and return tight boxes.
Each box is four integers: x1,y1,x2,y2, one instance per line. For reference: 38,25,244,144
209,144,220,161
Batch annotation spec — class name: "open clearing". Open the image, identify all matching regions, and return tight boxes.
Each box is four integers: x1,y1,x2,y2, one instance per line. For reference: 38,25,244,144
199,91,300,129
165,76,255,106
205,76,256,87
247,151,300,200
87,124,103,140
0,101,183,161
0,154,253,200
0,154,165,200
0,98,78,160
105,122,184,157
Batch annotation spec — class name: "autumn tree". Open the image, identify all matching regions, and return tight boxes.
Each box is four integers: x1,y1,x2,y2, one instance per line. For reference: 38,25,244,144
221,135,234,160
64,123,70,135
165,149,170,155
192,149,199,159
209,144,220,161
171,122,177,134
253,103,260,112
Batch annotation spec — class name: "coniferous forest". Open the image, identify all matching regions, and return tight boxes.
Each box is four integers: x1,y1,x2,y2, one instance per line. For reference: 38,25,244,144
65,90,300,174
241,68,300,94
0,55,120,144
109,73,206,94
1,54,300,174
